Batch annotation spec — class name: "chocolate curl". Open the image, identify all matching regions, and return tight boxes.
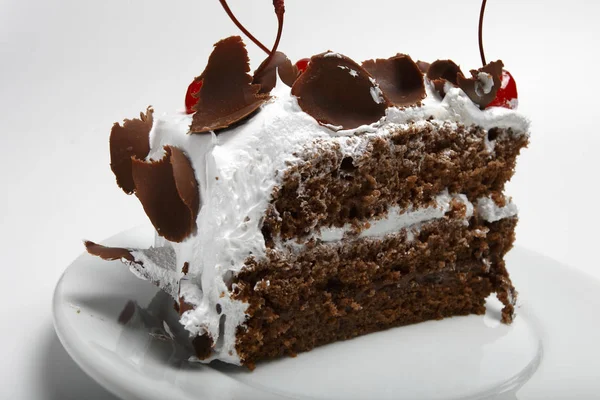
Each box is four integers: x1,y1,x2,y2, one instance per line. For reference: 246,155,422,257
416,60,430,74
131,146,199,243
192,334,214,360
84,240,180,298
109,107,153,194
190,36,270,133
170,147,200,220
426,60,463,98
457,60,504,109
84,240,134,261
253,51,299,93
291,52,390,130
362,54,426,107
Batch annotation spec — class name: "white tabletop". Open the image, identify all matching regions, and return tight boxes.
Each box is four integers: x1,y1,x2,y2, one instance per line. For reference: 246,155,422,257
1,0,599,398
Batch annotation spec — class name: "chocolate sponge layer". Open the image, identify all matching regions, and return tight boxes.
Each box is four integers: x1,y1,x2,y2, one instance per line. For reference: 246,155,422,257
231,215,517,369
262,123,527,244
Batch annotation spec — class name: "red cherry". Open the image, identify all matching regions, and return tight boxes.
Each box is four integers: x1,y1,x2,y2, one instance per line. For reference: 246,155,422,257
295,58,310,74
487,70,518,109
185,79,203,114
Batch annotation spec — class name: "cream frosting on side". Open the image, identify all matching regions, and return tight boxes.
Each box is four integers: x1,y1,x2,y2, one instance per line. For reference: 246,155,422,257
125,246,180,299
131,77,529,365
477,196,519,222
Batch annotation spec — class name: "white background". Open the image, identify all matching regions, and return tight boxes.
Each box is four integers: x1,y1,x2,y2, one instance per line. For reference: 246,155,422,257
1,0,599,398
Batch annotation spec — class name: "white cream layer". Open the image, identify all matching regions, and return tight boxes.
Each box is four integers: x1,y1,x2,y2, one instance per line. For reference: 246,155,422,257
136,74,529,365
281,192,516,248
317,191,472,243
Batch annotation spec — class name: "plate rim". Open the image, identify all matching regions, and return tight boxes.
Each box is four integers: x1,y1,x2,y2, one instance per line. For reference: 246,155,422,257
52,225,600,400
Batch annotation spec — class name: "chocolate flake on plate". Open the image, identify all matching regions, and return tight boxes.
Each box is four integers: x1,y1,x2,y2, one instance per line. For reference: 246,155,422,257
291,52,389,130
178,295,195,315
117,300,136,325
426,60,463,98
131,146,199,242
84,240,135,261
109,107,153,194
457,60,503,109
190,36,270,133
362,54,426,107
192,333,215,360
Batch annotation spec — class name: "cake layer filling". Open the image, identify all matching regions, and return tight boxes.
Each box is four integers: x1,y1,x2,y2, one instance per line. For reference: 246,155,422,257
279,191,516,248
264,122,527,244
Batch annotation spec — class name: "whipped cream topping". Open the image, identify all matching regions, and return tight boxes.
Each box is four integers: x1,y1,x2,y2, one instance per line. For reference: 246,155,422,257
135,77,529,364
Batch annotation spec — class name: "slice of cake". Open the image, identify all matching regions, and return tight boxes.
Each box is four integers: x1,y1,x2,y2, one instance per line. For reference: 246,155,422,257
85,1,528,368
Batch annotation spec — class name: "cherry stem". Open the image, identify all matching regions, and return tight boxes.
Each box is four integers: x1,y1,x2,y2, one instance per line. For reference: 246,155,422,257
253,1,285,78
479,0,487,66
218,0,271,55
268,1,284,58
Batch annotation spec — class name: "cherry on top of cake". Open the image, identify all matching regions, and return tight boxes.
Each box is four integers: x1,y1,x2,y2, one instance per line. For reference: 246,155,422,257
184,0,519,131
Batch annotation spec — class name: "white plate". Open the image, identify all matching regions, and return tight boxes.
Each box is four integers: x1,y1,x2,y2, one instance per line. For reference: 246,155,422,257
53,225,600,400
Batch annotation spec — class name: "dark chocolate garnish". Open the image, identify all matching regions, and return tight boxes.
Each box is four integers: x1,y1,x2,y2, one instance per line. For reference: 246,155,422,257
190,36,270,133
170,147,200,221
118,300,136,325
251,2,291,93
192,334,214,360
457,60,503,109
84,240,134,261
426,60,463,98
253,51,299,93
291,52,389,130
131,146,199,242
416,60,430,74
109,107,153,194
178,296,195,315
362,54,425,107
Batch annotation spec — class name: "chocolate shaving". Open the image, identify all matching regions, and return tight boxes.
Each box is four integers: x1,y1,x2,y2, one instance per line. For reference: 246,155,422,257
84,240,134,261
362,54,425,107
178,295,195,315
109,107,153,194
291,52,389,130
457,60,503,109
416,60,430,74
426,60,463,98
118,301,136,325
192,334,214,360
253,51,299,93
190,36,270,133
170,147,200,220
131,146,199,242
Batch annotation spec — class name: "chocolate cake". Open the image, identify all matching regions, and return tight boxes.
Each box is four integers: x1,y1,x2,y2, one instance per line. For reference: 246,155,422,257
85,0,529,368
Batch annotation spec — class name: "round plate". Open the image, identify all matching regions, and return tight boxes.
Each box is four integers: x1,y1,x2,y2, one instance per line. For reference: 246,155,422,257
53,225,600,400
